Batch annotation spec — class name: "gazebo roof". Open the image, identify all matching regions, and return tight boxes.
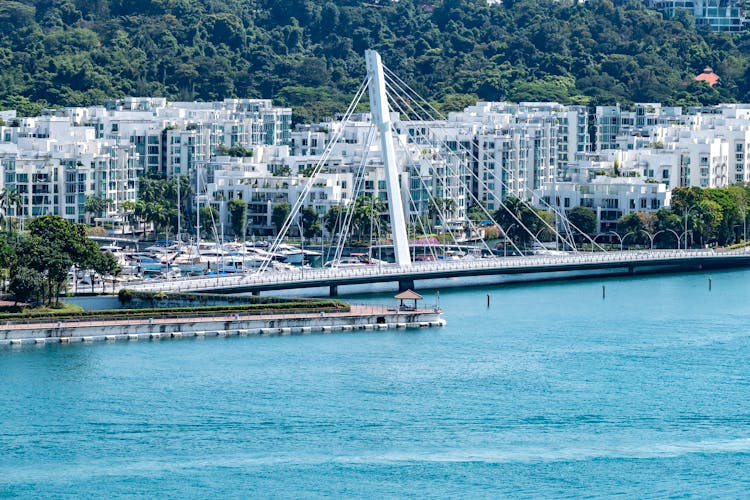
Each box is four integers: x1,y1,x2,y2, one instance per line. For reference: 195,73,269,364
395,289,423,300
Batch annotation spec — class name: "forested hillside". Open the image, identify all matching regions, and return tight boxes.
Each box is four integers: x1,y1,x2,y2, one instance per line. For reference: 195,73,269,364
1,0,749,122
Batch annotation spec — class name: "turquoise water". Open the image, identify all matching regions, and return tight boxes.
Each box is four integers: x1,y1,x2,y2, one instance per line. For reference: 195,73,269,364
2,270,750,497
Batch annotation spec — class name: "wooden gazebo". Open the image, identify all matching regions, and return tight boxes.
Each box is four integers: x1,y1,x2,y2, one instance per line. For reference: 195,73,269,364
394,289,423,310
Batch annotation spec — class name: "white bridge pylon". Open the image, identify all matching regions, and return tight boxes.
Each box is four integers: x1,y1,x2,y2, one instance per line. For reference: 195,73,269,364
365,50,411,268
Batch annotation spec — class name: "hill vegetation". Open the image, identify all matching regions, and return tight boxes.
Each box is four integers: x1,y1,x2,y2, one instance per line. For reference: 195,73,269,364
1,0,749,121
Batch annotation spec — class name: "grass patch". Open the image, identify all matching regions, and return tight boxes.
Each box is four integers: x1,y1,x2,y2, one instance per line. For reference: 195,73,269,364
21,302,84,315
0,300,350,324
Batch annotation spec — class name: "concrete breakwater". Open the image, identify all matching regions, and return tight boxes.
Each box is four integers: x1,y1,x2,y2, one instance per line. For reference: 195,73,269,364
0,305,445,347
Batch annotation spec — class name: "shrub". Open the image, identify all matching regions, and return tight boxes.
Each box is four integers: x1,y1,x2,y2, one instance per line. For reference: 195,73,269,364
118,288,134,304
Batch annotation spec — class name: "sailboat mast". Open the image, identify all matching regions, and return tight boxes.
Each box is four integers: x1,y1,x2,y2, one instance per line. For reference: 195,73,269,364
196,166,201,251
177,175,181,242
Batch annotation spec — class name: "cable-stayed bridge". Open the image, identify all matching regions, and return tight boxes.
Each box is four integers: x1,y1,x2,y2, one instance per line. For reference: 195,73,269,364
117,51,750,297
115,249,750,296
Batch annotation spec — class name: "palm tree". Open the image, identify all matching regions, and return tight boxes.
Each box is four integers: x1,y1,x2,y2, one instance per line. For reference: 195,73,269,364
0,187,10,231
0,187,22,233
134,201,147,235
85,195,108,225
120,200,137,235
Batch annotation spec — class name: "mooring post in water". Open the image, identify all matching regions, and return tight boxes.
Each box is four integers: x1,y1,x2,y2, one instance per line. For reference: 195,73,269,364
602,285,606,299
709,277,712,291
487,294,490,307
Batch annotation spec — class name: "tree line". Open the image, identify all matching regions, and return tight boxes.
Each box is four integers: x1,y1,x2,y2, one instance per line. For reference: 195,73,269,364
1,0,749,122
473,185,750,250
0,215,120,306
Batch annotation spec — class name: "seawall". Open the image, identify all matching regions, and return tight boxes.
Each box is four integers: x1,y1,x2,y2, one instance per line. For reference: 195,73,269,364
0,305,445,347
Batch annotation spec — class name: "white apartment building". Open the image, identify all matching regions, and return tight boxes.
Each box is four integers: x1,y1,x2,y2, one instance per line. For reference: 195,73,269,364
592,104,749,190
649,0,745,32
396,102,589,211
4,96,750,237
0,115,139,224
595,103,685,152
538,175,670,234
199,116,470,236
46,97,291,178
0,98,292,228
201,155,353,236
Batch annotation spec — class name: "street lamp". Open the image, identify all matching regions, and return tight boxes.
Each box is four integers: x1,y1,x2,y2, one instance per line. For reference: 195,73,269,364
639,229,668,250
621,231,636,251
639,229,656,250
745,210,748,252
608,231,622,251
683,204,700,250
645,229,671,250
660,228,681,249
592,233,610,252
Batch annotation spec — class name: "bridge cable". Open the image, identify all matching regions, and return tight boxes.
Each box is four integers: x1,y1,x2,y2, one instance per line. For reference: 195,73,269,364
382,65,604,252
258,76,370,273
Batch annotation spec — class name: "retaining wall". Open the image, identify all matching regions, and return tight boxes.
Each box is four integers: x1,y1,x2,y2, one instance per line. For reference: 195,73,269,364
0,310,445,347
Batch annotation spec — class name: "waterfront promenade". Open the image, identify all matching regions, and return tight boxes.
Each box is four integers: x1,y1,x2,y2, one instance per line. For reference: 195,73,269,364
110,248,750,296
0,305,444,346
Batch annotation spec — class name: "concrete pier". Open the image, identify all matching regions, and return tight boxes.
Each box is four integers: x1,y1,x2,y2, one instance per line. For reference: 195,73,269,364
0,305,444,348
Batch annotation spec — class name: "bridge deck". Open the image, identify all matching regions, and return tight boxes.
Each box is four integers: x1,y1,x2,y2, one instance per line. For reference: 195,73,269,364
107,249,750,296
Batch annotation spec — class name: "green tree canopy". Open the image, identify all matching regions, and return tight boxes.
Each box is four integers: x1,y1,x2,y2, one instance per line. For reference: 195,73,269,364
567,206,597,236
2,0,750,117
228,198,248,238
272,202,291,234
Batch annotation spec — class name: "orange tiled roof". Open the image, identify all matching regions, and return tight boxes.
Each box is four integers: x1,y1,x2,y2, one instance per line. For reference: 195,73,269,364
694,67,719,86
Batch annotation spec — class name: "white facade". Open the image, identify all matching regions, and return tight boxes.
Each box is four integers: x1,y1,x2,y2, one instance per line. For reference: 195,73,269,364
538,175,671,234
650,0,745,32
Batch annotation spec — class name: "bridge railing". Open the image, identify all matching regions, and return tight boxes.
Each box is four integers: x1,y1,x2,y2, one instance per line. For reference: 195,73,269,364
111,248,746,294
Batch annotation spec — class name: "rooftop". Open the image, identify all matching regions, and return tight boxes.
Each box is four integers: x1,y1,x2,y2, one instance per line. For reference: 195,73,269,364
694,67,720,87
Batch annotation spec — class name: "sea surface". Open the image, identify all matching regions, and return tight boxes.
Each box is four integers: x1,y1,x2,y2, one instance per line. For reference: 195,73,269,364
2,270,750,497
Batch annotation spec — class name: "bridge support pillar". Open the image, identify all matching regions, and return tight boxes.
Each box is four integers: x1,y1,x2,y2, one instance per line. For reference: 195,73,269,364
398,279,415,292
252,291,260,296
330,285,338,297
